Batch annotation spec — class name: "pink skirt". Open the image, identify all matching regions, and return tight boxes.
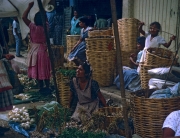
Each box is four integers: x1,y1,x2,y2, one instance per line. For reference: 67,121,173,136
28,44,51,80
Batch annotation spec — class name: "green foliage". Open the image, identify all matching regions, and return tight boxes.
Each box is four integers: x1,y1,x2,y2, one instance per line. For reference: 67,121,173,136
34,101,71,132
58,69,76,79
58,128,106,138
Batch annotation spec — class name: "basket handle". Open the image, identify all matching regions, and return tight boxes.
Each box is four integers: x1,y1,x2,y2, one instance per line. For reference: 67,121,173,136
162,43,180,88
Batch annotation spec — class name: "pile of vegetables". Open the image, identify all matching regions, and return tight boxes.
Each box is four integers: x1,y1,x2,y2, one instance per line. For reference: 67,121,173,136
8,106,34,129
58,68,76,79
18,74,37,90
14,93,31,100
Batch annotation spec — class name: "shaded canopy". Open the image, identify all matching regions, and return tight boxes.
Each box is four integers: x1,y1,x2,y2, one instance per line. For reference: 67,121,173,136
0,0,50,39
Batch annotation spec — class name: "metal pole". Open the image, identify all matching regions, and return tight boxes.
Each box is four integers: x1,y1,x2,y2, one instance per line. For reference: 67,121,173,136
110,0,130,137
37,0,60,103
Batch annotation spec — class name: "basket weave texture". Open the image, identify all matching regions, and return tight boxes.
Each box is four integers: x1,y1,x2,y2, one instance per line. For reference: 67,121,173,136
98,107,122,128
66,35,80,67
56,71,70,107
130,89,180,138
139,64,158,89
86,50,116,86
145,47,174,67
85,38,114,51
51,45,64,69
88,29,112,38
117,18,140,52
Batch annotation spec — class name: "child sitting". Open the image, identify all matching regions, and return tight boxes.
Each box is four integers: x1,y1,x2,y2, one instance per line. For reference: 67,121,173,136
130,36,146,69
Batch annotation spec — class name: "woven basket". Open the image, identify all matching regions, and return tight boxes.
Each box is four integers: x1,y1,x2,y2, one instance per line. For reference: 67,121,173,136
130,89,180,138
56,71,70,107
51,45,64,69
117,18,140,52
66,35,80,54
86,38,114,51
121,50,138,68
139,64,158,89
145,47,174,67
86,50,116,86
88,29,112,38
98,107,122,128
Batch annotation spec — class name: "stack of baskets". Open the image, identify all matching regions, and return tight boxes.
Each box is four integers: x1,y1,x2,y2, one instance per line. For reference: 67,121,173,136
88,29,112,38
86,31,116,86
140,47,174,89
117,18,140,67
66,35,80,67
51,45,64,69
130,89,180,138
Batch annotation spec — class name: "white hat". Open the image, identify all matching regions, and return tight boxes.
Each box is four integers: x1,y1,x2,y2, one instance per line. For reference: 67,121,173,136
45,5,54,12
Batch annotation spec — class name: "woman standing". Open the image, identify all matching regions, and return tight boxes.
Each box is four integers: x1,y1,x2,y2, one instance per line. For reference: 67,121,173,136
68,17,92,65
22,2,51,94
69,62,107,122
69,10,81,35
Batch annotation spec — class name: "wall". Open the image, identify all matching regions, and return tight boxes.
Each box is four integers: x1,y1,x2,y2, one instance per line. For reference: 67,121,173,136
123,0,180,62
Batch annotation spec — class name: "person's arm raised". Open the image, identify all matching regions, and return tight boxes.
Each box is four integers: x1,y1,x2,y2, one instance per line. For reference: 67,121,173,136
22,2,34,26
138,22,145,36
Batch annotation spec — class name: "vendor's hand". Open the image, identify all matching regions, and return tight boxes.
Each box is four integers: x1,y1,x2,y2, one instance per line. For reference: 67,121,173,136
29,2,34,8
5,54,15,60
170,35,176,41
139,22,145,26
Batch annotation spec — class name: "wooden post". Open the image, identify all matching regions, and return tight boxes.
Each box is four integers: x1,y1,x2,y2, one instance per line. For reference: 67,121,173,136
37,0,60,103
110,0,130,137
0,20,9,54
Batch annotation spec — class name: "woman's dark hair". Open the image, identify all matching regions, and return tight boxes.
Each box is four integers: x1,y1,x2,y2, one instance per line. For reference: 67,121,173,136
79,16,89,26
150,21,161,32
137,36,146,48
80,61,92,78
34,12,43,26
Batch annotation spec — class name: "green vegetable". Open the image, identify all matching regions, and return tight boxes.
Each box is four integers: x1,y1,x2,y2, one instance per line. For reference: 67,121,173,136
58,69,76,79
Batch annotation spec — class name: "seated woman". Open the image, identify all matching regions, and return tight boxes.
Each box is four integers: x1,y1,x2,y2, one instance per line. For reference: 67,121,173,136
68,17,92,66
69,61,107,122
162,110,180,138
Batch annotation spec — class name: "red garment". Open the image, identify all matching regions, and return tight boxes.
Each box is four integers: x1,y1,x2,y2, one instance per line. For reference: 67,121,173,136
27,23,51,80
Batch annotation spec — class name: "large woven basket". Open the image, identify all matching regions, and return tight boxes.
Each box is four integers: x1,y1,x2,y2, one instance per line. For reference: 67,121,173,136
117,18,140,52
130,89,180,138
86,37,114,51
66,35,80,68
88,29,112,38
139,64,158,89
86,50,116,86
145,47,174,67
51,45,64,69
56,71,70,107
66,35,80,54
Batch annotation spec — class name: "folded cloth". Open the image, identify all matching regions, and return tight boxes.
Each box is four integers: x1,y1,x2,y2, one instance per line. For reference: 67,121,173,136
150,82,180,99
114,69,138,89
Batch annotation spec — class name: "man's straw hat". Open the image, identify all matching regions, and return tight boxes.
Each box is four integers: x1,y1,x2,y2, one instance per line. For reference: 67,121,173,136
45,4,54,12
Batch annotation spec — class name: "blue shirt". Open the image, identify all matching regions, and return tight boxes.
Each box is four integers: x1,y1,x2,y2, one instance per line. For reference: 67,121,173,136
136,50,143,63
70,17,81,35
46,10,56,30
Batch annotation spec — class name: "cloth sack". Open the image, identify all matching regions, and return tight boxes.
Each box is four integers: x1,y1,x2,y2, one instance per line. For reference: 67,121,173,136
148,66,180,83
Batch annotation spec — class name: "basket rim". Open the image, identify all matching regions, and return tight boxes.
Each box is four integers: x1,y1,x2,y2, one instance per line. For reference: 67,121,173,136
85,37,114,40
146,48,174,59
